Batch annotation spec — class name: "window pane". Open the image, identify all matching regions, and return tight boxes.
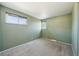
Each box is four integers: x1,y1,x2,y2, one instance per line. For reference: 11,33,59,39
6,14,18,24
18,17,27,24
6,13,27,25
42,22,46,29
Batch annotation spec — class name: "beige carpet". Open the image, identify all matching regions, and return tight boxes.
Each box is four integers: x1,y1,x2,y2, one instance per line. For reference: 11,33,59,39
0,38,73,56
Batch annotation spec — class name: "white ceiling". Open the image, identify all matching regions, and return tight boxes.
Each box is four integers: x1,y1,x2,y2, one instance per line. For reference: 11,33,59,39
0,2,74,19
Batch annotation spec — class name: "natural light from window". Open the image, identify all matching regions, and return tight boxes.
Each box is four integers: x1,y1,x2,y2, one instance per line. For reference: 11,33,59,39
6,13,27,25
42,22,46,29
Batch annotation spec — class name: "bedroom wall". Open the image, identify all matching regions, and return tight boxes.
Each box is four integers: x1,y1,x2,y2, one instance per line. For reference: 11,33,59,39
72,3,79,56
41,13,72,44
0,5,41,51
0,6,3,51
72,3,78,56
77,3,79,56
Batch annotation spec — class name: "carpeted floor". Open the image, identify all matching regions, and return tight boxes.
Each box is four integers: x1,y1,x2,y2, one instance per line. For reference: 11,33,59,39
0,38,73,56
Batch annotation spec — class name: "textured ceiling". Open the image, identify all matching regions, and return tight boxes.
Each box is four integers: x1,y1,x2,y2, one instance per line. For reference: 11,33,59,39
0,2,74,19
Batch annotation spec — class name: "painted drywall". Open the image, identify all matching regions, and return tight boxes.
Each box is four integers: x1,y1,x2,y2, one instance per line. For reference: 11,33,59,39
0,5,41,51
77,3,79,56
0,6,3,51
72,3,79,56
41,13,72,44
0,6,1,51
72,3,78,56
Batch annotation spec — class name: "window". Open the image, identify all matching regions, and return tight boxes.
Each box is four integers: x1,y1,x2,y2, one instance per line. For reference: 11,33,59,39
42,22,46,29
18,17,27,24
6,13,27,25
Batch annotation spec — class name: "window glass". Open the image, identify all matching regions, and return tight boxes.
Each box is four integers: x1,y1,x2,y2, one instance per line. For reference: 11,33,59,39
42,22,46,29
6,13,27,25
18,17,27,24
6,14,18,24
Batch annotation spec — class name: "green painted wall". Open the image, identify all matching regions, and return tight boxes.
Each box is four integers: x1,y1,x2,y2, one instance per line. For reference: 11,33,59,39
0,6,1,51
77,4,79,56
72,3,78,56
72,3,79,56
42,13,72,44
78,4,79,56
0,5,41,51
0,6,3,51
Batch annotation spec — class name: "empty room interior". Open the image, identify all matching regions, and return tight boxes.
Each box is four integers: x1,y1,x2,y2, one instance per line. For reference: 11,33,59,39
0,2,79,56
